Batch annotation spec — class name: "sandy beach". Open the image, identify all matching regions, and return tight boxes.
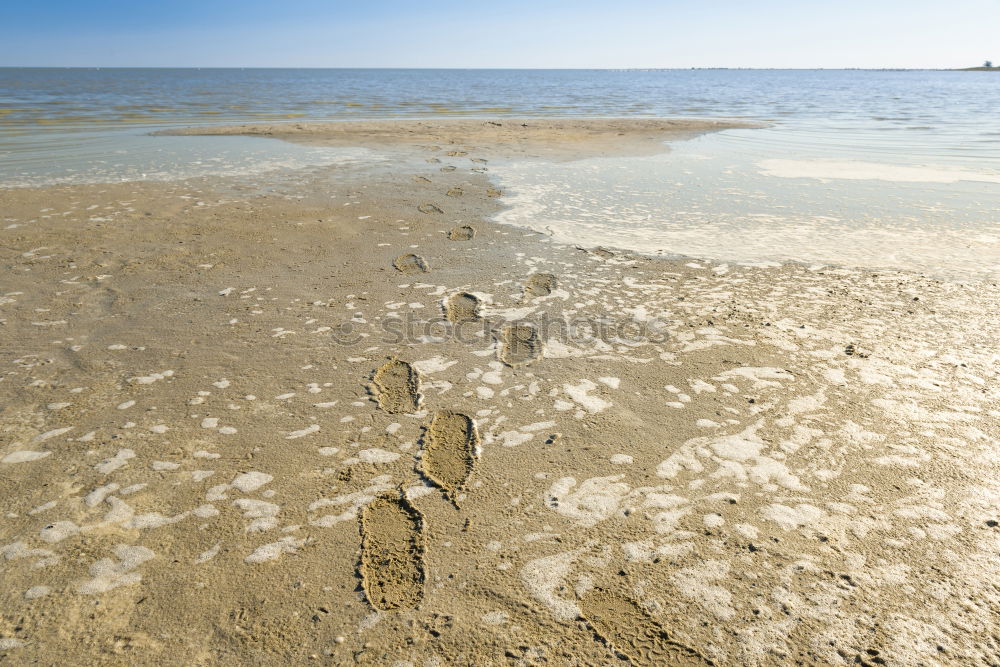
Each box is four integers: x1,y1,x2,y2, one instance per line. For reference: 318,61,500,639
2,119,999,665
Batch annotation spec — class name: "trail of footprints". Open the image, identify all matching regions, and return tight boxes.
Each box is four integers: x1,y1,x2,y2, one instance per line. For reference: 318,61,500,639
362,163,545,612
359,150,687,662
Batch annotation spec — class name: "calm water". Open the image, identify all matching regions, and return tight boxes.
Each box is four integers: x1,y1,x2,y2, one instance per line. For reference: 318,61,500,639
2,68,999,279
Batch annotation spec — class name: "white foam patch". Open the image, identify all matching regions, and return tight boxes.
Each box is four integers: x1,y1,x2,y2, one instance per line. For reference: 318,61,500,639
33,427,72,443
95,449,135,474
231,471,273,493
286,424,320,439
671,559,736,620
547,476,630,527
561,380,611,414
2,541,58,565
353,449,400,464
309,475,395,526
492,430,534,447
130,370,174,385
127,511,189,530
759,158,1000,184
658,422,808,492
245,536,306,563
234,498,280,532
24,585,51,599
85,483,119,507
195,543,221,564
715,367,794,390
520,546,587,621
598,377,621,389
77,545,154,594
413,356,458,374
2,450,51,463
761,503,826,530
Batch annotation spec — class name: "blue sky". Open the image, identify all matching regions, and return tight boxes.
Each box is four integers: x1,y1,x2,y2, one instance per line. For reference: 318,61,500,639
1,0,997,68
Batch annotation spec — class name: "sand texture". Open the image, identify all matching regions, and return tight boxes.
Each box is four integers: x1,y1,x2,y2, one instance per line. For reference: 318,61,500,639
580,588,710,665
1,119,999,665
161,118,765,161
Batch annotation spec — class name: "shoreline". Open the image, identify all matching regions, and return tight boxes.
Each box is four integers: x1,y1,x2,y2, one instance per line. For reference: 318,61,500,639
1,120,999,664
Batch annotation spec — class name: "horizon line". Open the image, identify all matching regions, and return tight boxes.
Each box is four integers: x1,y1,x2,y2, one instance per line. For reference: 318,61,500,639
0,65,978,71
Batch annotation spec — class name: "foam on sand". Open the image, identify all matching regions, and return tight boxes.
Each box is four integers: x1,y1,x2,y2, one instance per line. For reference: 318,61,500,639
758,158,1000,184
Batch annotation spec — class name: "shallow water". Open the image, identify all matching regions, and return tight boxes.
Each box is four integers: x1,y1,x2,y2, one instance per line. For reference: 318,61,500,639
2,68,999,279
0,131,375,187
492,129,1000,282
4,68,1000,169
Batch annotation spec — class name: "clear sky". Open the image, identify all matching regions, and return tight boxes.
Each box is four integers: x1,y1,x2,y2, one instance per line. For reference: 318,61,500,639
1,0,997,69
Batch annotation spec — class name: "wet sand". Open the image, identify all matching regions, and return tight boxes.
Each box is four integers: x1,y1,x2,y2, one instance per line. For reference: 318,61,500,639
162,117,767,160
2,120,999,665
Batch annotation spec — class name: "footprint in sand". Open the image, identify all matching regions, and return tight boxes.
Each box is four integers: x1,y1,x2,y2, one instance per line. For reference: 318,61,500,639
444,292,480,323
524,273,558,297
445,150,468,157
592,247,615,259
393,253,430,274
413,176,432,183
426,157,441,164
471,158,488,164
439,166,457,173
580,588,709,665
358,491,426,611
446,186,464,198
371,359,421,413
499,324,542,366
418,203,443,215
448,225,476,241
486,187,502,198
471,167,488,173
420,411,479,507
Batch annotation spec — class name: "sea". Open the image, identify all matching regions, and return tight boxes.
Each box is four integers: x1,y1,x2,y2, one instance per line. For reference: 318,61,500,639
2,68,999,280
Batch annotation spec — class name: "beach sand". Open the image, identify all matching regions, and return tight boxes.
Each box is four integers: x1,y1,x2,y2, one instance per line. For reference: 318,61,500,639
1,119,999,665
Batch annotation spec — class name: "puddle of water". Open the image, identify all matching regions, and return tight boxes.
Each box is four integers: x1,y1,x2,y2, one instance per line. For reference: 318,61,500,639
0,130,375,188
492,129,1000,282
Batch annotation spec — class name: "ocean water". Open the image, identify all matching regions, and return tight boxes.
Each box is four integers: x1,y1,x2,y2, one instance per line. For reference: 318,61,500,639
2,68,999,279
